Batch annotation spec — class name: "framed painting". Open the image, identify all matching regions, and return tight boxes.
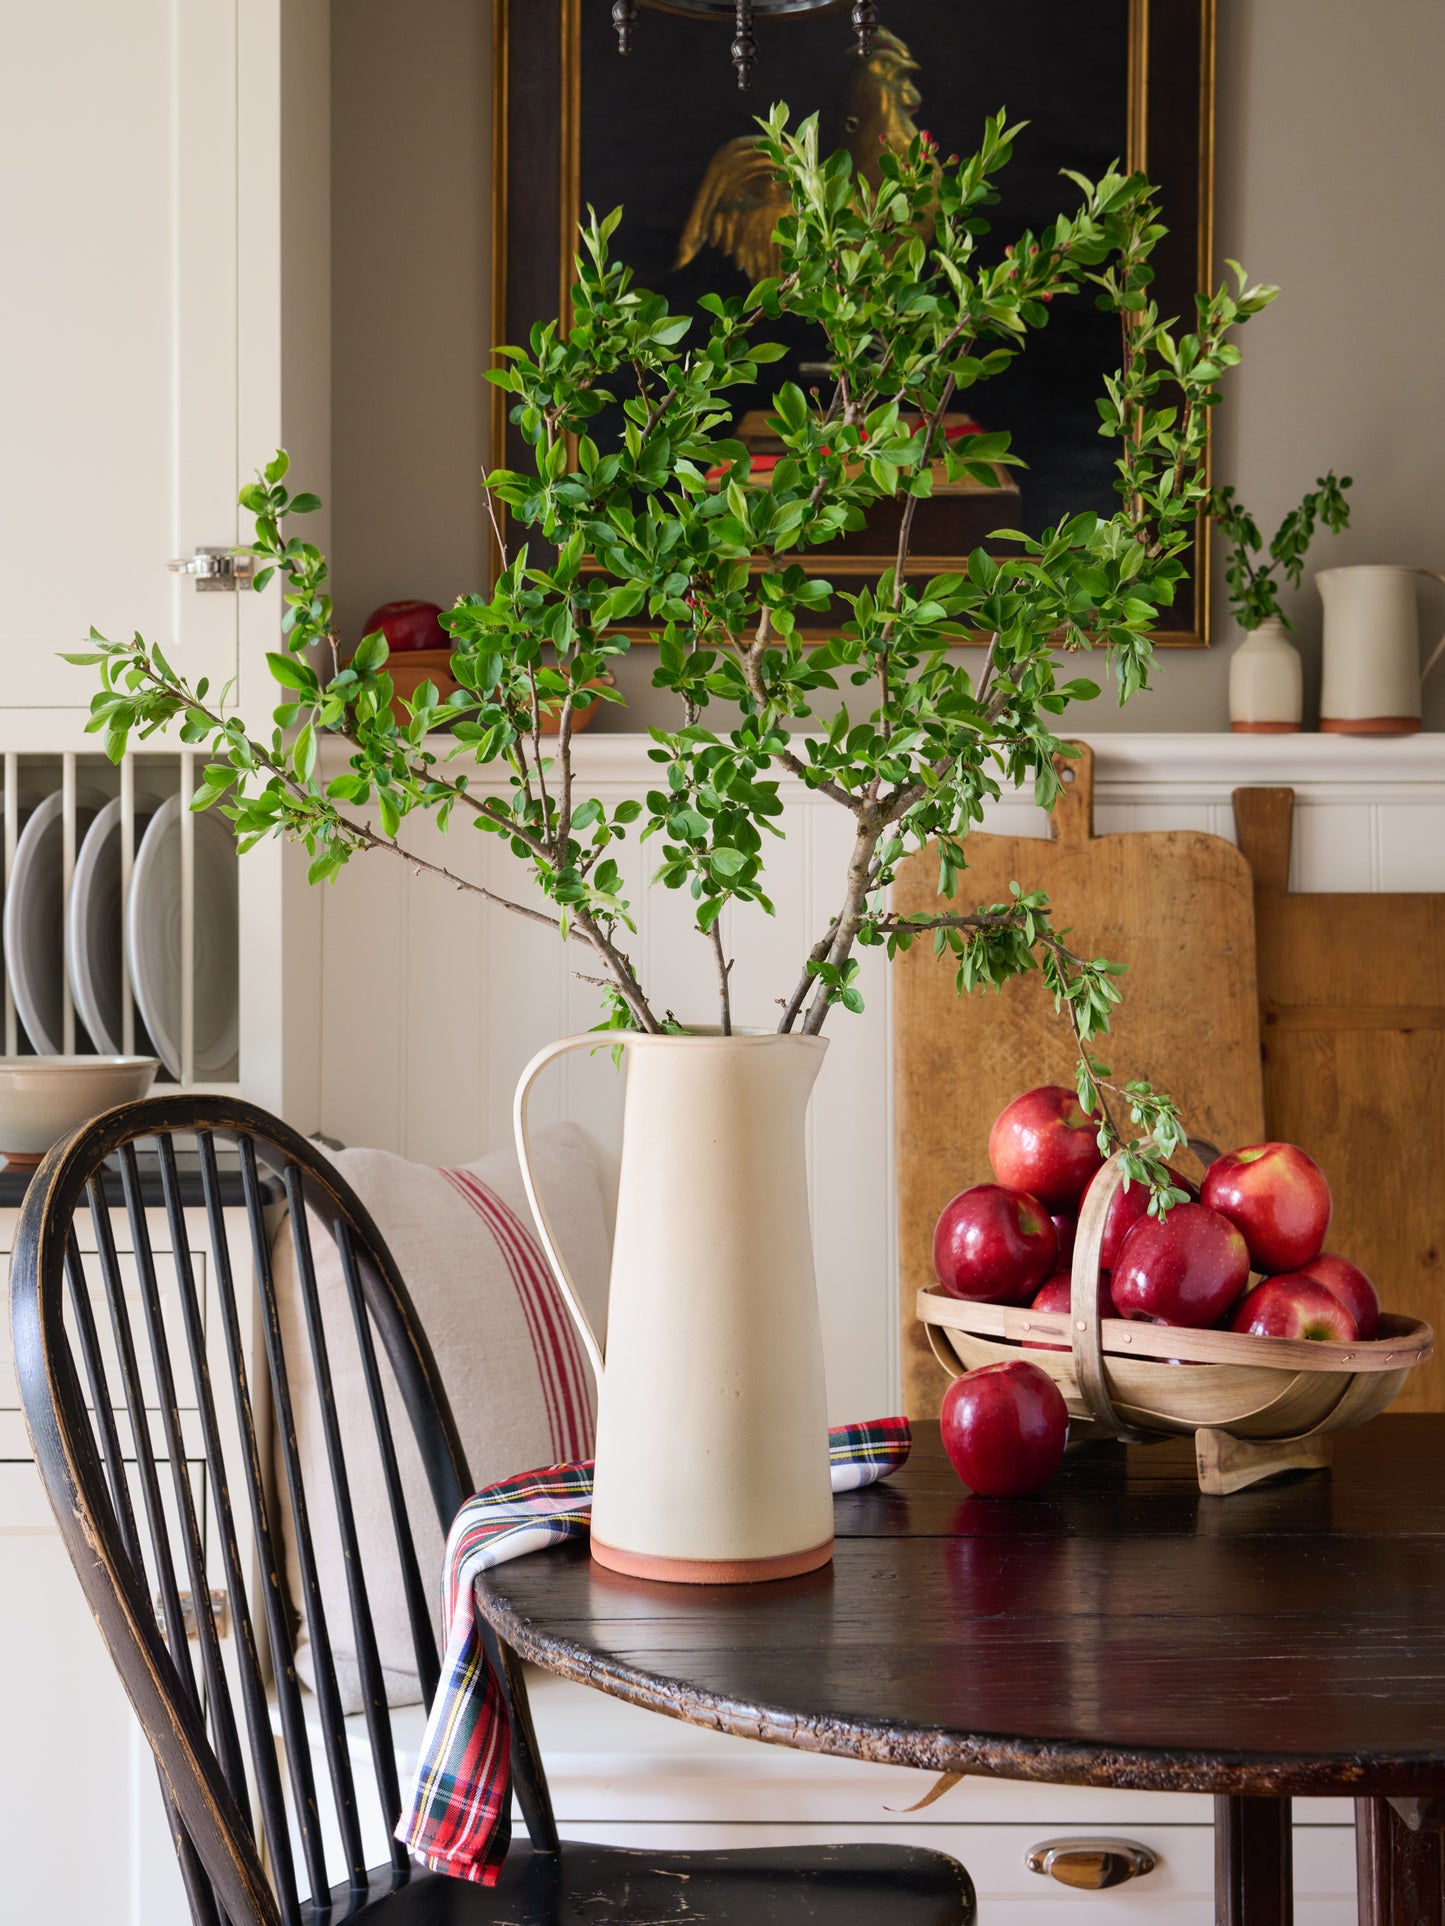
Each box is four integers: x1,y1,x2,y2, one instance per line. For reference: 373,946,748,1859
491,0,1216,644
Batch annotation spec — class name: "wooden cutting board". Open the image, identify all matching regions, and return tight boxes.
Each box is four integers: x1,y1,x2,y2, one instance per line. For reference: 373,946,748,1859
1234,787,1445,1413
895,743,1266,1419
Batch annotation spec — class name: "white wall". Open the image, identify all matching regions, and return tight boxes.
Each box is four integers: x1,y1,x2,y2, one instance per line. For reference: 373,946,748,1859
329,0,1445,730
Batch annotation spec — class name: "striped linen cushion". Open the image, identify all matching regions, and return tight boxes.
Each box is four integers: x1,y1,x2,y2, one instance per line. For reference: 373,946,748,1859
271,1123,608,1711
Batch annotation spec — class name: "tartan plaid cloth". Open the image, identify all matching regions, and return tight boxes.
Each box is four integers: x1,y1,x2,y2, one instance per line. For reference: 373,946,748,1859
396,1416,911,1885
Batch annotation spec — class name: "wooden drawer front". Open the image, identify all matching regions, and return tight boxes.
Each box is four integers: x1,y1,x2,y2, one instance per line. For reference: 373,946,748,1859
1,1246,206,1412
561,1822,1357,1921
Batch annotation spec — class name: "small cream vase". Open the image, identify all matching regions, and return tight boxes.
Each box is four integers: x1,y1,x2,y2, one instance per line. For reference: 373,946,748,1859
514,1030,834,1583
1228,617,1302,733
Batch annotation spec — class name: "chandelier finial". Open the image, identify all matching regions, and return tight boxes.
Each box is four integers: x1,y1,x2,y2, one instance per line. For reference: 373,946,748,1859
612,0,638,56
731,1,759,88
851,2,879,58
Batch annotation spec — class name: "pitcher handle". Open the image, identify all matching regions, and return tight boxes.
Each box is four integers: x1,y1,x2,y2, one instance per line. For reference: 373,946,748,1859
513,1032,624,1385
1414,569,1445,683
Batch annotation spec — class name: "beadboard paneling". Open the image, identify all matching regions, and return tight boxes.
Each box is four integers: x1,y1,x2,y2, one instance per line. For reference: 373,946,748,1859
316,736,1445,1418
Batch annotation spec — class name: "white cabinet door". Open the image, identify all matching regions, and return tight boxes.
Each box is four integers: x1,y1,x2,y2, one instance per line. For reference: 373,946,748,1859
0,1458,191,1924
0,1,241,708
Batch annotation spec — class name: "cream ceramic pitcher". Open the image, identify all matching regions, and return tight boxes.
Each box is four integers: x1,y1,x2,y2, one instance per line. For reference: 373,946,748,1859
514,1029,834,1583
1317,565,1445,735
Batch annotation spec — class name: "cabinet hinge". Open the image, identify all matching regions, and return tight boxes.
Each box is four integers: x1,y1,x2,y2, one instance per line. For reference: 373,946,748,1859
167,546,254,592
156,1590,231,1641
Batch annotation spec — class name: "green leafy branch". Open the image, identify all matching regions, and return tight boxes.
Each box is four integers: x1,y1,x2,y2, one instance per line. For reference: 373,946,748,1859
1211,470,1353,631
870,882,1188,1203
71,106,1277,1206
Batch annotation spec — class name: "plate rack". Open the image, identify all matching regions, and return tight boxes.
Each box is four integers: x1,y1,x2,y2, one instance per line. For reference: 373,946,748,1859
1,749,237,1088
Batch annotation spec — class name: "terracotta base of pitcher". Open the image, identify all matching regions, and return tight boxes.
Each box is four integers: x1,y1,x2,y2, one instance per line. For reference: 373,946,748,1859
1320,716,1421,735
591,1535,834,1585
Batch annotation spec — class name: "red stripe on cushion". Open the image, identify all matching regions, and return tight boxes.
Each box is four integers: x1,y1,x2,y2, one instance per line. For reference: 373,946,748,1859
440,1169,592,1460
439,1168,567,1458
453,1172,590,1460
466,1177,593,1460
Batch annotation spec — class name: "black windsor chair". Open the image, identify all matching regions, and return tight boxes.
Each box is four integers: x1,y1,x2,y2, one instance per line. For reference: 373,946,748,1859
11,1095,975,1925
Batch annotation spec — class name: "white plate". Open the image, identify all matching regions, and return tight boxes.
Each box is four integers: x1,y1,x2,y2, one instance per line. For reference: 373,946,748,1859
5,789,105,1053
125,795,240,1080
66,795,163,1056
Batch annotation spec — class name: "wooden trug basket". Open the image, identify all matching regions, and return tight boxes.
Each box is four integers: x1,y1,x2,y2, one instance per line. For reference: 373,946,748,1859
918,1147,1434,1495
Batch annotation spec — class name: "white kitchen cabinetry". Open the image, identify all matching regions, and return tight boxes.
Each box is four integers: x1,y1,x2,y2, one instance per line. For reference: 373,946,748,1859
0,1181,260,1926
0,0,324,1903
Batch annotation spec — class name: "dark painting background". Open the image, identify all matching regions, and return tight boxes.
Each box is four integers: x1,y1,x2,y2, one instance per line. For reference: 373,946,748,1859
578,1,1132,543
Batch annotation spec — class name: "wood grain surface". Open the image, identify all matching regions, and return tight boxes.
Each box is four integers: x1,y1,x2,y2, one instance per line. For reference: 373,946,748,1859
1234,788,1445,1414
475,1416,1445,1801
894,744,1266,1418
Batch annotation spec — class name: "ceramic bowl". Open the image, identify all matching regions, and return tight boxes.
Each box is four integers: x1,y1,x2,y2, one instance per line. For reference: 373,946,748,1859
0,1056,159,1165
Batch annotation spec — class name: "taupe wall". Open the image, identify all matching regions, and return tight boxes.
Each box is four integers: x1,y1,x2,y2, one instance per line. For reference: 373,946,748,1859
331,0,1445,731
331,0,492,639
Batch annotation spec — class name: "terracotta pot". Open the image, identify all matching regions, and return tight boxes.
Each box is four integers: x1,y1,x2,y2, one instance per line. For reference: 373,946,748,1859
515,1029,834,1583
537,674,615,734
385,648,459,722
385,656,615,731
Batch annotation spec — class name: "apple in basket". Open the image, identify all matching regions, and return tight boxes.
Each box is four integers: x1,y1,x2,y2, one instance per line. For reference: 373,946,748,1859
1201,1141,1332,1273
1081,1161,1199,1270
1297,1252,1380,1340
1230,1274,1358,1343
940,1360,1069,1497
988,1085,1104,1211
933,1183,1058,1305
1111,1202,1250,1328
1050,1212,1077,1266
1024,1270,1120,1352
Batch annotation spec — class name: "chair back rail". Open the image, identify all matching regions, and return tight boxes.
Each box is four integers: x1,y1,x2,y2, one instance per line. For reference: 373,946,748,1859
9,1094,558,1926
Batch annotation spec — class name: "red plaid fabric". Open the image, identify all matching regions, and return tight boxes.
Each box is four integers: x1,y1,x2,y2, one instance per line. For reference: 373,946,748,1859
396,1417,911,1884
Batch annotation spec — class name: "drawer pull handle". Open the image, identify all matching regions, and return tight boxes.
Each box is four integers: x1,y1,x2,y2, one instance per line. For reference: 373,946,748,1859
1026,1836,1158,1890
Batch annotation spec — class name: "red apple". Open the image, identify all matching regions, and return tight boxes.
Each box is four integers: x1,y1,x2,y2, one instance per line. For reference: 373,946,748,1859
1023,1269,1118,1351
361,598,449,654
1082,1162,1197,1270
934,1184,1058,1305
940,1361,1069,1496
1111,1202,1250,1328
989,1085,1103,1211
1200,1142,1332,1272
1231,1274,1358,1343
1299,1252,1380,1340
1050,1213,1077,1266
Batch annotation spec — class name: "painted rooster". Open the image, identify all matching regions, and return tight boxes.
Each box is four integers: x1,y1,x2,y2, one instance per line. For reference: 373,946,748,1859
675,29,935,284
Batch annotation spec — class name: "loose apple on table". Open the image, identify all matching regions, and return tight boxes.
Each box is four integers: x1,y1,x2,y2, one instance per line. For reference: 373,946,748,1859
940,1360,1069,1497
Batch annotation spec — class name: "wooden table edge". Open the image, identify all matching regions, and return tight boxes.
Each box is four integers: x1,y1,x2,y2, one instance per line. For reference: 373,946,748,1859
474,1571,1443,1803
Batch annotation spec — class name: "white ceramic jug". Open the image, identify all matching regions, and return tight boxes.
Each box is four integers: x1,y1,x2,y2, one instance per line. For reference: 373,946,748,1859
514,1029,834,1583
1317,565,1445,735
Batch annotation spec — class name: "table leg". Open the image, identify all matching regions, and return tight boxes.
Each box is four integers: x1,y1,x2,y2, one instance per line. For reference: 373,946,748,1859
1215,1796,1293,1925
1355,1798,1445,1925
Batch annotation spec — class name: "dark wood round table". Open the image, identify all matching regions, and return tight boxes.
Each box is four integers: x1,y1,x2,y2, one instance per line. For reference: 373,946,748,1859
476,1415,1445,1925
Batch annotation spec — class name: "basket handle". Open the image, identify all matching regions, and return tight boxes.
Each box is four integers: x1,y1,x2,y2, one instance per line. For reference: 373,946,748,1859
1069,1136,1221,1442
